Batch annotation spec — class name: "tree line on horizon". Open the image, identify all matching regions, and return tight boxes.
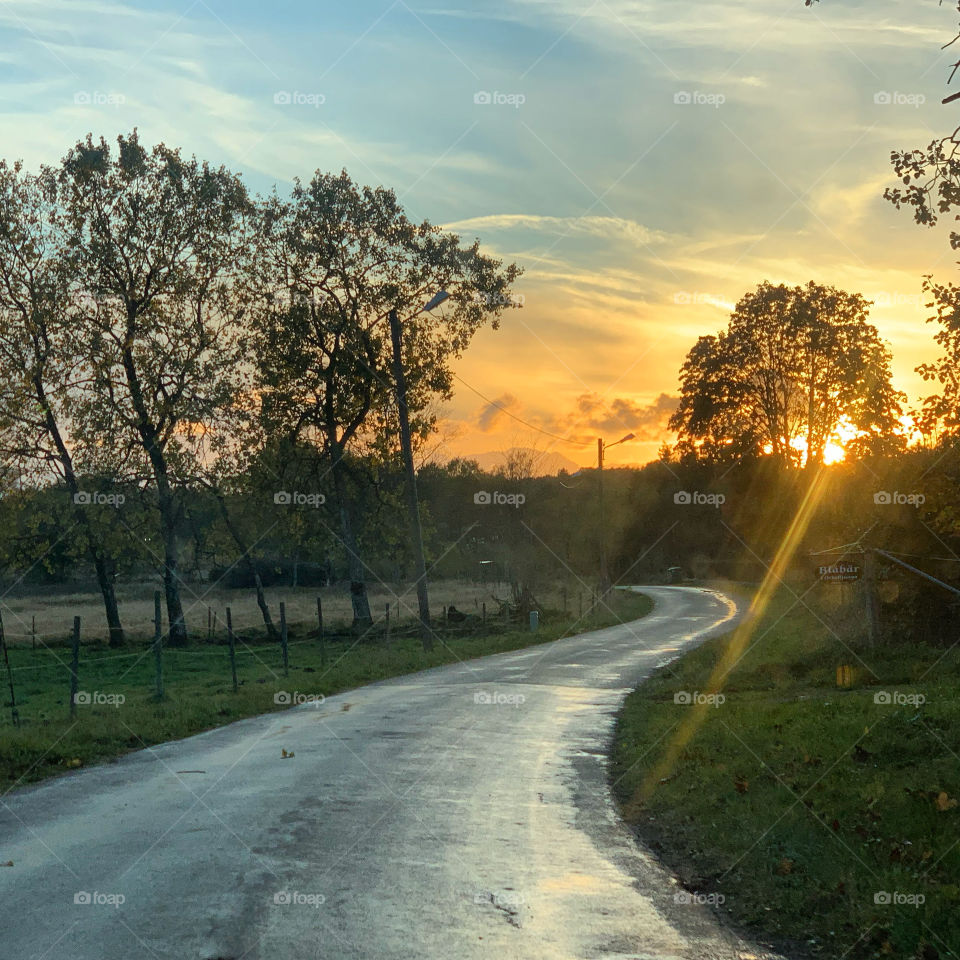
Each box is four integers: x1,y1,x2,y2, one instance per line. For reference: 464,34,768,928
5,122,960,651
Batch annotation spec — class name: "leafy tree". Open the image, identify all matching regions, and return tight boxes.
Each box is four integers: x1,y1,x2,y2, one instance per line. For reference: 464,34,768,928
251,170,521,627
58,132,253,645
670,282,903,464
0,160,128,644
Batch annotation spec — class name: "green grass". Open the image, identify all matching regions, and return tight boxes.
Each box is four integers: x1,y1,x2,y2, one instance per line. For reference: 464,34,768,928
0,589,653,795
611,590,960,960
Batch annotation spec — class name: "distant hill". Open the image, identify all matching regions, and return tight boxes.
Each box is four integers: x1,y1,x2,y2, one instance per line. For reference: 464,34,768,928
466,447,583,476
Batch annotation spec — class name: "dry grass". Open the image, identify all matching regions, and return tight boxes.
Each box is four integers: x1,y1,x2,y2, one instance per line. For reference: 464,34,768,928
0,578,594,645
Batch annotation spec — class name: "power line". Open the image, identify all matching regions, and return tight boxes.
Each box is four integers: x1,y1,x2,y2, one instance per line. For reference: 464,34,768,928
452,373,584,446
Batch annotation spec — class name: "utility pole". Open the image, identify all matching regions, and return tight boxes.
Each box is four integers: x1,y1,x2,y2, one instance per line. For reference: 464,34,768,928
598,437,608,593
597,433,635,595
389,306,433,650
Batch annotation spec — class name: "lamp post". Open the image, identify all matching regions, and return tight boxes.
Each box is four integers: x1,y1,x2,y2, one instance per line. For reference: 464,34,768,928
597,432,635,593
389,290,449,649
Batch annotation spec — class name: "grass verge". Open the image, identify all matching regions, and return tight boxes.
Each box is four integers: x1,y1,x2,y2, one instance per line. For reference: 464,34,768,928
611,589,960,960
0,589,652,795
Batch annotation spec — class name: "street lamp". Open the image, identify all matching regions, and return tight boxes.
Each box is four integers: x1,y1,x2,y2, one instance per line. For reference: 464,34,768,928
388,291,449,648
597,432,635,593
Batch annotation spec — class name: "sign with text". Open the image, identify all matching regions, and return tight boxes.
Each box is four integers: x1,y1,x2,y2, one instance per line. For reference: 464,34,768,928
816,561,862,583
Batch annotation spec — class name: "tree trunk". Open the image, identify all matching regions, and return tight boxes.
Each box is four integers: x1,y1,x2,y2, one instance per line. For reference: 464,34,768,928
330,448,372,628
37,382,127,647
158,496,189,646
92,552,125,647
119,336,189,646
214,493,279,640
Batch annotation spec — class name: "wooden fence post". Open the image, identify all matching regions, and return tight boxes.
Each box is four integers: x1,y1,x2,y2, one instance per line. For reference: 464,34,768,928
69,616,81,718
225,607,238,693
864,549,879,649
280,602,289,677
317,596,325,667
0,611,19,727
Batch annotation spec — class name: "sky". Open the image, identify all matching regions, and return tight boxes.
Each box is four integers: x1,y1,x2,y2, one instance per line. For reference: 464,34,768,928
1,0,957,467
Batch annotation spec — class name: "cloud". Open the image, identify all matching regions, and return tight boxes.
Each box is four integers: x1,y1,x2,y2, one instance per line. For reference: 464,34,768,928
572,392,679,439
476,392,520,431
442,214,669,248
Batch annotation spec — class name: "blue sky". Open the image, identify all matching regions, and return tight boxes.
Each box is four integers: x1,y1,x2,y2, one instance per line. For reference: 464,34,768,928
1,0,956,464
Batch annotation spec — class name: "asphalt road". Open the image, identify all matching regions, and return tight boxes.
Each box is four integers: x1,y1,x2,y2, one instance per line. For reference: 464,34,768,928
0,585,781,960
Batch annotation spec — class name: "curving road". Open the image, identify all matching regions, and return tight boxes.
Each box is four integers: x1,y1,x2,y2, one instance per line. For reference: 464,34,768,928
0,586,779,960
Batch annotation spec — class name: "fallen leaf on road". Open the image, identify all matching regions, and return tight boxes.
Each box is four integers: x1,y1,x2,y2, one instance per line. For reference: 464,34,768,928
281,748,295,759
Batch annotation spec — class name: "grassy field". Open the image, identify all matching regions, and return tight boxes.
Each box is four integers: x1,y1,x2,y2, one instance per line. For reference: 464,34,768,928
0,587,652,795
611,588,960,960
0,578,593,645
